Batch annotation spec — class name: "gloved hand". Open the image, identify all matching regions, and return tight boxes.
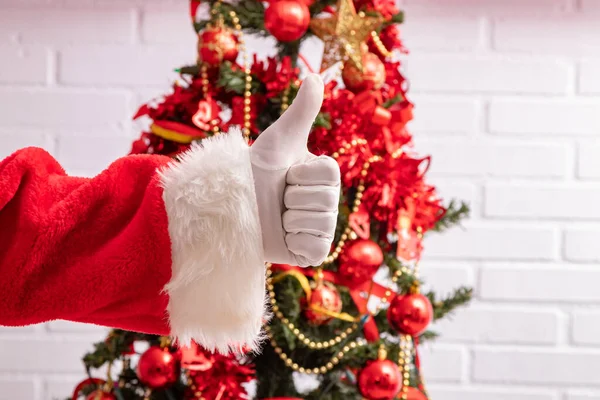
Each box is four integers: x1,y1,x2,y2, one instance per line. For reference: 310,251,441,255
251,74,340,267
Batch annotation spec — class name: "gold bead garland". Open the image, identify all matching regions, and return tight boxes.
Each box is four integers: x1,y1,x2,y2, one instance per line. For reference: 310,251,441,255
266,265,359,349
266,321,366,375
281,85,291,112
370,30,393,58
199,62,222,135
227,9,252,139
397,335,413,400
323,139,372,265
200,63,209,97
267,263,411,349
205,3,252,140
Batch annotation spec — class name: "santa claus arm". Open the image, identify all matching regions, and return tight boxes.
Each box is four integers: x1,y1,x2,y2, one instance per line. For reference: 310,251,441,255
0,132,266,354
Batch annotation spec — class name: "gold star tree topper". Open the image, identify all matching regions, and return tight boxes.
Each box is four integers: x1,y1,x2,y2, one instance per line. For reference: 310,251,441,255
309,0,384,72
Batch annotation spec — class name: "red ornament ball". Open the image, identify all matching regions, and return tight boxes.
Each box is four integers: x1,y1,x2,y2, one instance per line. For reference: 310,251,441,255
358,359,402,400
198,25,239,66
265,0,310,42
137,346,180,389
338,239,384,288
303,283,343,325
85,391,116,400
387,293,433,336
342,52,386,92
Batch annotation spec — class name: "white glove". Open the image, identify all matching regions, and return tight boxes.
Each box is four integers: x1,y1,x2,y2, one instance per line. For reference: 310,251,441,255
250,74,340,267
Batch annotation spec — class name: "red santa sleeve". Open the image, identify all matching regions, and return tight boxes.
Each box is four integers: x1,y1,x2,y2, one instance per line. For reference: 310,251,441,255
0,131,266,354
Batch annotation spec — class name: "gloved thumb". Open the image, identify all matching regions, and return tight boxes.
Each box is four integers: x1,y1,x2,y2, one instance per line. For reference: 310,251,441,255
251,73,324,169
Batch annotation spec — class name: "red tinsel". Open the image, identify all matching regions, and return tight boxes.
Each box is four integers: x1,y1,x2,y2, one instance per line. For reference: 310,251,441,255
181,342,254,400
380,25,407,53
356,0,399,21
369,24,408,57
224,94,267,135
383,61,408,100
134,83,204,125
251,55,300,98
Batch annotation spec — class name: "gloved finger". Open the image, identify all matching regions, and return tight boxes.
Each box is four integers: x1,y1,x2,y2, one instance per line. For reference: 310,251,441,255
284,185,339,212
250,74,324,169
286,155,340,186
285,232,332,267
283,210,337,238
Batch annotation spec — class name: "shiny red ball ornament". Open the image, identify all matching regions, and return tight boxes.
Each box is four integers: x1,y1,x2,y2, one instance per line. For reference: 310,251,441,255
137,346,180,389
85,391,116,400
303,283,343,325
358,359,402,400
342,52,386,93
338,239,384,288
265,0,310,42
198,25,239,66
387,293,433,336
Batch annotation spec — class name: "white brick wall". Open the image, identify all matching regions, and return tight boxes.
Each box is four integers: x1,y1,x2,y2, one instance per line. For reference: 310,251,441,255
1,0,600,399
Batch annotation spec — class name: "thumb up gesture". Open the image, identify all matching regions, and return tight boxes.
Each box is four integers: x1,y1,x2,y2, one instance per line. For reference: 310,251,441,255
251,74,340,267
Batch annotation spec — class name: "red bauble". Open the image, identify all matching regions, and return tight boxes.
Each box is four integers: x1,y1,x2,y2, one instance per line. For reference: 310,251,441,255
303,283,343,325
265,0,310,42
198,25,239,66
342,52,386,92
137,346,180,389
387,293,433,336
85,391,116,400
358,359,401,400
338,239,384,288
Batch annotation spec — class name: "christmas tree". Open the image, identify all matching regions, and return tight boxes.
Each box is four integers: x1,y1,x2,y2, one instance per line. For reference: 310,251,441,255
72,1,471,399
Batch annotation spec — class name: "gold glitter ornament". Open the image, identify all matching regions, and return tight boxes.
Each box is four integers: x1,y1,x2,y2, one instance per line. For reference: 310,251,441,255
309,0,383,72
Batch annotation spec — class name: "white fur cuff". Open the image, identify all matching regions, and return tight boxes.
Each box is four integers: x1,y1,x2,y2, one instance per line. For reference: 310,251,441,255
159,129,266,354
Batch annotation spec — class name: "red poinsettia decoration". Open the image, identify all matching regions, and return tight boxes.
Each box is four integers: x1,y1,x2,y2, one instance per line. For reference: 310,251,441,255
356,0,399,20
251,55,300,98
181,342,254,400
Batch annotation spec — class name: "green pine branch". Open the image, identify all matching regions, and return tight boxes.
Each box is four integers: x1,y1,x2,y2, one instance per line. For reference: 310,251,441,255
418,330,440,343
175,65,199,76
382,94,404,108
426,286,473,321
434,200,470,232
384,254,421,293
194,0,267,34
390,11,405,24
216,61,264,95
